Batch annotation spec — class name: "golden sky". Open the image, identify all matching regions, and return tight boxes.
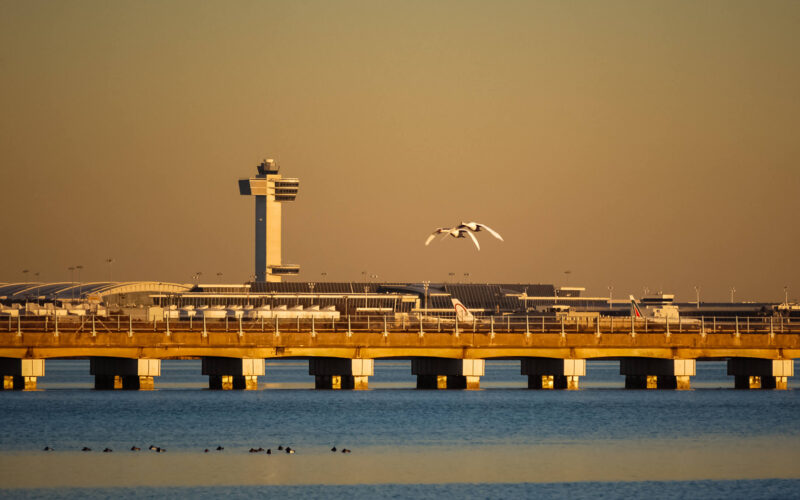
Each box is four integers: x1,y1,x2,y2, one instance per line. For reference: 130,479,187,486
1,0,798,301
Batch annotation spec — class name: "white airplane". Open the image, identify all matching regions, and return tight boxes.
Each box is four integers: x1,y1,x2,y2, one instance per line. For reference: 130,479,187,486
452,298,475,322
424,222,503,251
629,295,699,324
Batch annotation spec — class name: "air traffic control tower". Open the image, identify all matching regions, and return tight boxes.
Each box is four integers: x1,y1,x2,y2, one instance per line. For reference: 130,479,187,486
238,159,300,282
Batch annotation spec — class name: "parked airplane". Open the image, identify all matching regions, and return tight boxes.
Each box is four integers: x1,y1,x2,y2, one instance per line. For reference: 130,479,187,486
629,294,699,324
452,298,475,322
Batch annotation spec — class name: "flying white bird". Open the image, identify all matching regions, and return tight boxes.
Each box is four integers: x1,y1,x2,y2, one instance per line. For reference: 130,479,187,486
456,222,504,242
424,227,479,249
424,222,502,251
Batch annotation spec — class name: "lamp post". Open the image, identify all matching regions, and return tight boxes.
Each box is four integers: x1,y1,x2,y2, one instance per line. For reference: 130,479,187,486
76,265,84,302
784,286,789,306
68,266,75,301
106,258,114,282
308,282,315,305
217,272,223,282
422,280,430,318
21,270,29,307
694,286,701,309
730,286,736,303
448,272,455,282
608,285,614,310
463,272,470,283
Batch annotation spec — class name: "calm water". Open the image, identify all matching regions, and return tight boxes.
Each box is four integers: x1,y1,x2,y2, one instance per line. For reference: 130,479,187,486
1,360,799,499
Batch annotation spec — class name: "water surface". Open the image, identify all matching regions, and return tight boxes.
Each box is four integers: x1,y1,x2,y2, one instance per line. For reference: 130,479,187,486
1,360,798,498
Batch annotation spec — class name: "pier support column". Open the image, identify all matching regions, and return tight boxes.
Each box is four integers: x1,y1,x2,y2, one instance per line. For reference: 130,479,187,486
522,358,585,390
90,358,160,390
411,358,484,390
0,359,44,391
727,359,793,390
202,357,264,390
309,358,373,390
620,358,695,390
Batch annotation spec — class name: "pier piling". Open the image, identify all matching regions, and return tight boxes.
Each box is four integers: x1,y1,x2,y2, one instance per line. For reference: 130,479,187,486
202,357,264,390
411,358,484,390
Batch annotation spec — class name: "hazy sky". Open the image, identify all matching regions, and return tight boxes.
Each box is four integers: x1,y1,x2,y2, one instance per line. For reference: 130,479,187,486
1,0,798,302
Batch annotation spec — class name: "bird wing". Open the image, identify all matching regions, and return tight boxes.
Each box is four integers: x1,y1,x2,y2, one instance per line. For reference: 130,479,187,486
425,228,451,245
464,229,481,250
477,223,503,241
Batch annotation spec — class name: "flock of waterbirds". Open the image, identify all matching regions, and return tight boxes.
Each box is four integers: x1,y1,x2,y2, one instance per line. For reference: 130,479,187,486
41,444,352,454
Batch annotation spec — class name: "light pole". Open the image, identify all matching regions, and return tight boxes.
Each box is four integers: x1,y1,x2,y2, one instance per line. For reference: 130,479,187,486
730,286,736,303
784,286,789,306
448,272,455,282
694,286,701,309
564,270,571,285
308,282,315,305
106,258,114,282
21,270,29,307
643,286,650,297
422,280,430,317
217,272,223,282
463,272,470,283
321,272,327,280
608,285,614,310
68,267,75,301
76,265,84,302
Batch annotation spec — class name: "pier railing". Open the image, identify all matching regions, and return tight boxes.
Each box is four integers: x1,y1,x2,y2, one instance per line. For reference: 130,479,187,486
3,313,797,336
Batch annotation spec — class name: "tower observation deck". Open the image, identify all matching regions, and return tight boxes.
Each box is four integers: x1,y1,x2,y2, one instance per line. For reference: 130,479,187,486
238,159,300,282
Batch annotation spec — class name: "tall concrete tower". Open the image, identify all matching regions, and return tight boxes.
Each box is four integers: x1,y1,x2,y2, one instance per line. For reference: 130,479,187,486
238,159,300,282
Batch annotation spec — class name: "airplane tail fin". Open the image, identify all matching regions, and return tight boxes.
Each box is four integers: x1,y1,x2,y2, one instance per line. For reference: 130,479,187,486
451,298,475,323
629,295,644,318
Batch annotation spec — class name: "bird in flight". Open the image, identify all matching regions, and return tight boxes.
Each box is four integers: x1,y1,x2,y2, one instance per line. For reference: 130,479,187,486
457,221,504,242
424,222,503,251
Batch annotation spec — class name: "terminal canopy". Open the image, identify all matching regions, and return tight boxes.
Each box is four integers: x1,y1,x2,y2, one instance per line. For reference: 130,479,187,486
0,282,191,302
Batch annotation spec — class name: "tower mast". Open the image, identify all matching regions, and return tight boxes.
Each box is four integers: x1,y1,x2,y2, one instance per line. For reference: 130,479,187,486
238,159,300,282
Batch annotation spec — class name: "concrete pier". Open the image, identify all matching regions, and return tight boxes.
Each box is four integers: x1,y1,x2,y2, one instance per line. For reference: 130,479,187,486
412,358,484,389
728,358,793,390
620,358,695,390
309,358,373,390
522,358,585,389
90,358,160,390
0,358,44,391
201,357,264,390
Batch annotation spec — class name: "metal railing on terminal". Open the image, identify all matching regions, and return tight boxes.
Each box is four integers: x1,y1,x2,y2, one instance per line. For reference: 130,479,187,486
2,313,798,337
